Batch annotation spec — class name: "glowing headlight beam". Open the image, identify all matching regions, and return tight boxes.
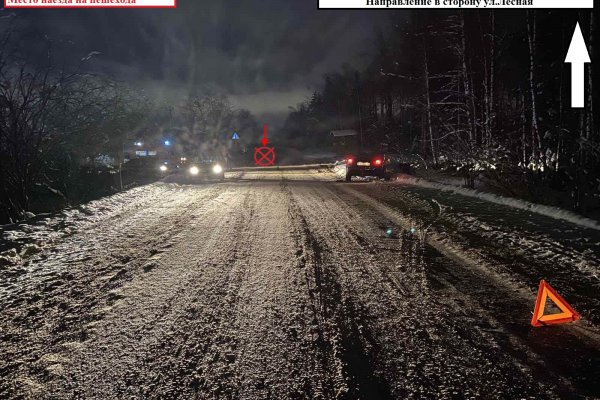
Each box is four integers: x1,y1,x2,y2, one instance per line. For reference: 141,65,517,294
189,166,199,175
212,164,223,174
159,165,168,172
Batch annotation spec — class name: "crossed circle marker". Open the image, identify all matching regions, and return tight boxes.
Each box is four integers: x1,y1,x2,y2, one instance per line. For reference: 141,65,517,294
254,146,276,166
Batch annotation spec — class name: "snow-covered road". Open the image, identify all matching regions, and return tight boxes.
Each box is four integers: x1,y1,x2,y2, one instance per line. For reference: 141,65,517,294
1,168,599,399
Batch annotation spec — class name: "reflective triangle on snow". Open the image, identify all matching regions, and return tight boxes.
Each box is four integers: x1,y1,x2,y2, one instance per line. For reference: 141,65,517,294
531,280,580,327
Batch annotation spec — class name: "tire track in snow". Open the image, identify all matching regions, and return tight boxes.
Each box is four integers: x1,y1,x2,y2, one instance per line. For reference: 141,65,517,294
336,182,600,398
43,181,346,399
226,181,335,399
288,183,400,400
0,183,229,399
290,182,557,399
3,173,599,399
45,184,256,399
286,181,392,399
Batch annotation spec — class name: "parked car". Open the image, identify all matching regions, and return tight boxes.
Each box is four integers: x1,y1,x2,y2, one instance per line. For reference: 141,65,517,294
344,153,390,182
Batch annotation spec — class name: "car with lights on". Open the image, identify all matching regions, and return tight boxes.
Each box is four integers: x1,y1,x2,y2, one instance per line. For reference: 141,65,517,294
186,157,225,181
344,153,389,182
158,161,171,174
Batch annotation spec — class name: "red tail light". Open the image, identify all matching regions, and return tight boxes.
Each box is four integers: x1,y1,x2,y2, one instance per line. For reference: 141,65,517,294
346,157,355,165
373,158,383,166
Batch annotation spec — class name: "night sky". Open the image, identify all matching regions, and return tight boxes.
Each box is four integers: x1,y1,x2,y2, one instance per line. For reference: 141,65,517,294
6,1,393,127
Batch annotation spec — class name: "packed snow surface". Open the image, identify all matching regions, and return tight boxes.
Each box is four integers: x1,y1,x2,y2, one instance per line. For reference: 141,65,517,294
1,169,599,399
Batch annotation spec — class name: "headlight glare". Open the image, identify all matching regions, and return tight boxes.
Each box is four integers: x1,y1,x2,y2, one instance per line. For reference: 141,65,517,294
212,164,223,174
189,166,199,175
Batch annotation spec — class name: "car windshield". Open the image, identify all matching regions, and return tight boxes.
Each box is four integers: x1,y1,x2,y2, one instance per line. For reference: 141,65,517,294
188,153,223,164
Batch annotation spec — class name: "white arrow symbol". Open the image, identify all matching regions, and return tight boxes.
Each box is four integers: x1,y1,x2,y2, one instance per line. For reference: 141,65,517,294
565,22,591,108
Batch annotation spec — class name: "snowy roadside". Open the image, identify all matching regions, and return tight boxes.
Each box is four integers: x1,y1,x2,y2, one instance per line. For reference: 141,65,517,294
228,164,332,171
0,183,195,281
331,160,600,230
0,167,338,269
392,173,600,231
346,180,600,326
291,182,600,398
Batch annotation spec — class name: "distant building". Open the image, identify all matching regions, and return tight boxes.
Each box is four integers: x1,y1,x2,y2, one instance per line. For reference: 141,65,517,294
330,129,358,156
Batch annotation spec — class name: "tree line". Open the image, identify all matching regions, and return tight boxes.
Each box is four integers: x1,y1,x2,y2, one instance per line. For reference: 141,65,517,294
0,24,258,224
282,10,598,215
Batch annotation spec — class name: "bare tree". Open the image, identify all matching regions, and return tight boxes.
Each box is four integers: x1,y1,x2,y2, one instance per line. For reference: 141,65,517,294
0,63,61,221
527,11,542,167
423,31,437,165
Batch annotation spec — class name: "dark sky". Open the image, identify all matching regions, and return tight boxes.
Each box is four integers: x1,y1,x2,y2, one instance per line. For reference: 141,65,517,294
6,1,393,127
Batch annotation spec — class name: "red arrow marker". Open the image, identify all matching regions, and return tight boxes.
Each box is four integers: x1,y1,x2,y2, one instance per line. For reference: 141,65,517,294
261,124,268,146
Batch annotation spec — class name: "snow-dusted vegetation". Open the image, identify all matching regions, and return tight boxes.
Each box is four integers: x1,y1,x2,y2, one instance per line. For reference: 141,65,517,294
281,11,598,217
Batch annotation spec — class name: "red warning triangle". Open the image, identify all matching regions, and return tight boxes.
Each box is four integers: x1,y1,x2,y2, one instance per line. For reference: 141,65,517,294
531,280,580,327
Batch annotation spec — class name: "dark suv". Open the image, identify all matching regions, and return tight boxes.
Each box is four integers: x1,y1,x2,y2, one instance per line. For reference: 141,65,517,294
344,153,389,182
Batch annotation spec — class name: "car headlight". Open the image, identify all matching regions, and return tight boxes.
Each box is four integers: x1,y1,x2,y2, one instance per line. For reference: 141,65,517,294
189,166,199,175
212,164,223,174
159,165,168,172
